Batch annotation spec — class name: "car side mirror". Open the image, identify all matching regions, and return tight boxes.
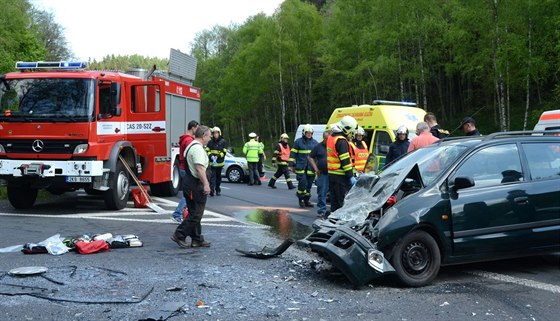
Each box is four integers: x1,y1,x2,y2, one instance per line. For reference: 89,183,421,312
451,176,475,191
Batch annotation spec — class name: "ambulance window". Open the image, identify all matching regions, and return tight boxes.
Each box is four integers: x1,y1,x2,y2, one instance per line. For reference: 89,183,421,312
373,131,391,155
131,84,160,113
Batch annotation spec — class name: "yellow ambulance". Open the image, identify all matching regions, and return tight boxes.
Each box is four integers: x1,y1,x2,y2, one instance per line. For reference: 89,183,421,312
327,100,426,170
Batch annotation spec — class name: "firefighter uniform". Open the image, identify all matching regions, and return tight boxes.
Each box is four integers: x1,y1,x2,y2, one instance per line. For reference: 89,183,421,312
348,139,369,174
290,134,318,207
206,132,228,196
268,137,295,189
327,133,354,212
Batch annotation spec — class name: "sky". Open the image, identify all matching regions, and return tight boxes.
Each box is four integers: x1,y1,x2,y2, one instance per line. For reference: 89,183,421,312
31,0,284,61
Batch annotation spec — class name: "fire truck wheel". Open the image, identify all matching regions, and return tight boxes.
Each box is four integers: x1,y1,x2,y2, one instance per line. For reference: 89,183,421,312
7,184,38,209
104,159,130,210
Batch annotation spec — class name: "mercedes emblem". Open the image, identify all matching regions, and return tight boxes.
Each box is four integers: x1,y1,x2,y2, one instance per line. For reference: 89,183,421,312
32,140,44,152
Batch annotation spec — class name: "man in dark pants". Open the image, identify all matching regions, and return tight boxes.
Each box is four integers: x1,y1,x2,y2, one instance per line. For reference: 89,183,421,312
290,125,318,207
206,126,227,196
171,125,212,248
327,116,358,214
268,133,296,189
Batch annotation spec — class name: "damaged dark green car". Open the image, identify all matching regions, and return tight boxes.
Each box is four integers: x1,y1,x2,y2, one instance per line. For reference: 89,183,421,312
299,131,560,287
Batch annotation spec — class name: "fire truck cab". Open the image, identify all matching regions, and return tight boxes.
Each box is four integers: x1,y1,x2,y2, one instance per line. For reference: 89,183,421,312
0,55,200,210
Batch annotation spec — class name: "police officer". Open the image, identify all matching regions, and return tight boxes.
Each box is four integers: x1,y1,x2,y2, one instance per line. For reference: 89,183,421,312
424,112,449,139
326,116,358,213
206,127,228,196
243,132,262,185
290,124,318,207
348,126,369,174
268,133,296,189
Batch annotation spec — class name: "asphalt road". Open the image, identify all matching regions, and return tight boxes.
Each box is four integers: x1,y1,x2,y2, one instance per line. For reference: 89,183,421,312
0,173,559,320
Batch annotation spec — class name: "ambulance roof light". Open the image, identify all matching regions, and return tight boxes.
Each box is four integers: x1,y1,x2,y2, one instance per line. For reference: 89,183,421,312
15,61,87,70
372,100,417,107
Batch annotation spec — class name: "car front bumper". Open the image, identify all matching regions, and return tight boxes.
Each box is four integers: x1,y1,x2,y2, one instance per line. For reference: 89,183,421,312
298,225,395,286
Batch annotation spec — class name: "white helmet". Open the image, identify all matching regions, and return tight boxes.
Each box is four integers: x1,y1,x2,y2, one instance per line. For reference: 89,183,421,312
338,116,358,136
212,127,221,135
355,126,365,137
396,125,408,135
302,124,314,136
248,132,257,138
280,133,289,140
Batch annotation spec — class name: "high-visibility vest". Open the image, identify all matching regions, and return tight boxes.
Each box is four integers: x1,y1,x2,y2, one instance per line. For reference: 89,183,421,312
349,140,369,172
279,143,290,162
243,139,261,162
326,135,347,175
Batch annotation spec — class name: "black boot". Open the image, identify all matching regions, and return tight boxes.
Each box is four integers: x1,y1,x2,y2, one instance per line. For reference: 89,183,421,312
268,178,277,189
216,188,221,196
304,197,314,208
287,181,296,190
298,199,305,208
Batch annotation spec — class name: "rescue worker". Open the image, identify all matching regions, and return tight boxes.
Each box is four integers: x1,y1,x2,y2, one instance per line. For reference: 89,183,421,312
206,126,228,196
268,133,296,189
327,116,358,213
424,112,449,139
290,124,318,207
243,132,262,185
171,120,198,223
385,125,410,166
348,126,369,174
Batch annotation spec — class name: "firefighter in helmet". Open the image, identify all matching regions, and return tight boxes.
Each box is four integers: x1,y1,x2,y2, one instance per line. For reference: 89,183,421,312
289,124,318,207
268,133,296,189
348,126,369,174
206,126,228,196
326,115,358,213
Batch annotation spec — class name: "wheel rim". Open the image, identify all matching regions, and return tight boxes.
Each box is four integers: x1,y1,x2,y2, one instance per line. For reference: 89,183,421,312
229,169,241,182
401,241,431,275
117,171,129,201
172,164,180,189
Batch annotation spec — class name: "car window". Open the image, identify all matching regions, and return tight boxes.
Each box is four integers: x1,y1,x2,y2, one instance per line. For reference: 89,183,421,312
522,142,560,180
453,144,523,188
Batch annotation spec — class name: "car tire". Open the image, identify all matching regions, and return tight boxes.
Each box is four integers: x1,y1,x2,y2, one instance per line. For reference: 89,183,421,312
226,166,243,183
390,230,441,287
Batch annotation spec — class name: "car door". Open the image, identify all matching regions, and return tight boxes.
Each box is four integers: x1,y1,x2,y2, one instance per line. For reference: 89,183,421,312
449,143,531,257
519,141,560,250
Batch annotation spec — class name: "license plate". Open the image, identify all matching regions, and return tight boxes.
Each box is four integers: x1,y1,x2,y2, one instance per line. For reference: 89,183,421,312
66,176,92,183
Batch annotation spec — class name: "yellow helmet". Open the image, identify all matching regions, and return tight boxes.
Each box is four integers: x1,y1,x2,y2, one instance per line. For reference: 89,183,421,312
280,133,289,140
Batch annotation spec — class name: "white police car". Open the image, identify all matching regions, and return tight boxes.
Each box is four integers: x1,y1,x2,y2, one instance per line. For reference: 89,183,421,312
222,152,249,183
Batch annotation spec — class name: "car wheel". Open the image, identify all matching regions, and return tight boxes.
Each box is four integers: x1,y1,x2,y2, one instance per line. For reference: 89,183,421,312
390,230,441,287
226,166,243,183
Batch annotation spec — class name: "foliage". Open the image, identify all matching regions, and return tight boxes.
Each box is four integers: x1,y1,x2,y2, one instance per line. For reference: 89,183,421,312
189,0,559,147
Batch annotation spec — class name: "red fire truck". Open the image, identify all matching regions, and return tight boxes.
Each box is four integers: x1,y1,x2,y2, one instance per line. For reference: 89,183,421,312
0,56,200,210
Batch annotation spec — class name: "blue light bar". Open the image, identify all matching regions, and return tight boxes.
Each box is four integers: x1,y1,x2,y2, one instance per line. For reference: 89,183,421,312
372,100,417,107
15,61,87,70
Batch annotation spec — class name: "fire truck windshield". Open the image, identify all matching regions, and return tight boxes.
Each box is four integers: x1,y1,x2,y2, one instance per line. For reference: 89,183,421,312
0,78,95,122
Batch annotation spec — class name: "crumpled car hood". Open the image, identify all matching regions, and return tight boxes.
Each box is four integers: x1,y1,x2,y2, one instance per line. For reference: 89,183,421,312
329,164,415,225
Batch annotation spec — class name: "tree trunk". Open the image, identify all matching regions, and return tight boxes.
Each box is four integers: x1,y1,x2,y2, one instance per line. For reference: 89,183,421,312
523,18,532,131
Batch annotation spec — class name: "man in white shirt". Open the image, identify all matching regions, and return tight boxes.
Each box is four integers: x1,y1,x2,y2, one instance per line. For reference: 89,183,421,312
171,125,212,248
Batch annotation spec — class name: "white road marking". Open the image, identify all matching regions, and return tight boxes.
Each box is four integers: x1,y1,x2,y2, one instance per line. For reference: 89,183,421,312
467,270,560,294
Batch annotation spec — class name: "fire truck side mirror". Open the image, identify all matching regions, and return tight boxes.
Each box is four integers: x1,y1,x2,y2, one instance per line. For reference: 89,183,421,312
110,83,121,116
